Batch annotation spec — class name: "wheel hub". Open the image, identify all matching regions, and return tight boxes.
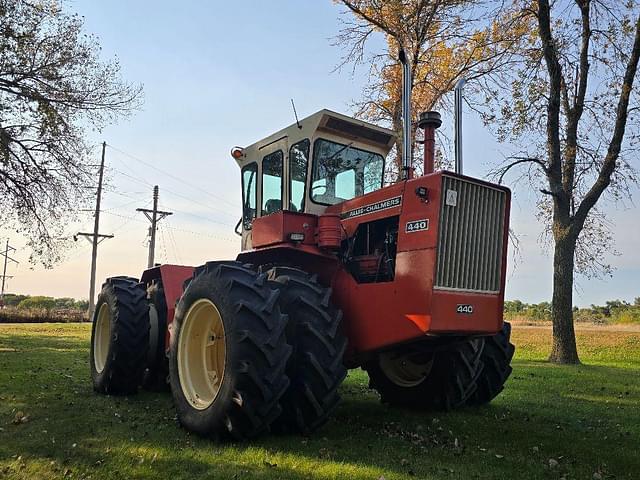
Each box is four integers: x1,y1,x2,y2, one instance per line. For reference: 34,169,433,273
378,351,433,388
93,302,111,373
177,298,226,410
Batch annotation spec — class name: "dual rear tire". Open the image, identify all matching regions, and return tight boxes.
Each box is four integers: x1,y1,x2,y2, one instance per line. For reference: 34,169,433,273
169,261,292,439
365,323,515,409
169,263,347,439
90,277,149,395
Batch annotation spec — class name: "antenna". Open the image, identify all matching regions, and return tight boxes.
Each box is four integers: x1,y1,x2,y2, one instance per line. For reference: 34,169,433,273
291,98,302,129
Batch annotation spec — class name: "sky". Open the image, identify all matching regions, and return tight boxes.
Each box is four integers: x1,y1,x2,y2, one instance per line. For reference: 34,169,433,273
2,0,639,306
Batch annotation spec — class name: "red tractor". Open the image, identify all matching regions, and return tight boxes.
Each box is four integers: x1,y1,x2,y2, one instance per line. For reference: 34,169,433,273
90,59,514,439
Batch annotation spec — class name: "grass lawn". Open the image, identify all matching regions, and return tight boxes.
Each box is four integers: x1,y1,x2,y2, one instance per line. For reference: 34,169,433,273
0,324,638,480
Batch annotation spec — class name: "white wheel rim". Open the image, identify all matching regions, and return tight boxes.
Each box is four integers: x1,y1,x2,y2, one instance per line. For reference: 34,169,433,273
379,352,433,388
178,298,226,410
93,302,111,373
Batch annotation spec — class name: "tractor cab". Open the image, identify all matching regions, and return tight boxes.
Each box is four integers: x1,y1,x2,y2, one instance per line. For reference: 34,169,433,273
233,110,396,250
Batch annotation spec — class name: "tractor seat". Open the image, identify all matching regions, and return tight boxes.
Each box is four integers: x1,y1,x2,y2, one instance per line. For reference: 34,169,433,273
264,199,282,215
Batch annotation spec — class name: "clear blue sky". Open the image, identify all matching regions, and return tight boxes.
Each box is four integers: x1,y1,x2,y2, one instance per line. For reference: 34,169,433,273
4,0,639,306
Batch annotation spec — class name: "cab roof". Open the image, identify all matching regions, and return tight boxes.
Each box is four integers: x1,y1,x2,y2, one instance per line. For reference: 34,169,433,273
236,109,397,166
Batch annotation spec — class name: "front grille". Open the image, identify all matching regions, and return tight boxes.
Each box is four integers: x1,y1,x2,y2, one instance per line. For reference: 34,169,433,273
435,176,507,293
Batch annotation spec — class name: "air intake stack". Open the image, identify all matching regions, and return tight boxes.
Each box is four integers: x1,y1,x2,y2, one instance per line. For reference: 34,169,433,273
417,111,442,175
399,48,412,180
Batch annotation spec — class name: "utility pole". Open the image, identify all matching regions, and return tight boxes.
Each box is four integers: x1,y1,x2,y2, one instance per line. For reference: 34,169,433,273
76,141,113,319
0,239,19,308
137,186,172,268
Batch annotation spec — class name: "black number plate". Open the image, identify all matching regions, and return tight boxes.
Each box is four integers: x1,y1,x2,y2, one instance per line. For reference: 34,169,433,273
405,219,429,233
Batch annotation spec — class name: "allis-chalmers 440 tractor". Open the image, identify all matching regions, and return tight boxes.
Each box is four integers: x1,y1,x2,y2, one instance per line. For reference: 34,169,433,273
90,60,514,439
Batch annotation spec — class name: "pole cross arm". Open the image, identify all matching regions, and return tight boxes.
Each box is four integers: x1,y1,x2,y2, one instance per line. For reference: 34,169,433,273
3,255,18,265
76,232,114,245
136,208,173,223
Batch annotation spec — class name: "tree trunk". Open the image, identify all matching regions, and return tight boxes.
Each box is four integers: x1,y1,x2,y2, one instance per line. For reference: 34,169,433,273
549,235,580,364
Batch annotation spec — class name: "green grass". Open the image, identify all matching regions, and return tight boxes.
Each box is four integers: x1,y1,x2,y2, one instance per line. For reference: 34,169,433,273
0,324,638,480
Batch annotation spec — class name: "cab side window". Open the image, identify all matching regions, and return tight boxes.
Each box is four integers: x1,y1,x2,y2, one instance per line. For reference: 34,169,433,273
289,139,309,212
241,162,257,229
262,150,283,215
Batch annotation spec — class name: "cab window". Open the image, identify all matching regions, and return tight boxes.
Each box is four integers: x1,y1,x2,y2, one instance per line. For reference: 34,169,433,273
311,138,384,205
262,150,283,215
241,162,257,229
289,139,309,212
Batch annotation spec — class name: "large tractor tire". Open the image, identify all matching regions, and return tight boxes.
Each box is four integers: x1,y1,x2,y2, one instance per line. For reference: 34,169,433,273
265,267,347,434
90,276,150,395
142,280,170,391
468,322,515,405
365,339,483,410
169,261,291,440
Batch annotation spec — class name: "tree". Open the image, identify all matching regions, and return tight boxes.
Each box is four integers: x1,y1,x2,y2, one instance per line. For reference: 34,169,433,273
1,293,27,306
54,297,75,309
0,0,142,266
333,0,522,180
17,295,56,310
488,1,640,363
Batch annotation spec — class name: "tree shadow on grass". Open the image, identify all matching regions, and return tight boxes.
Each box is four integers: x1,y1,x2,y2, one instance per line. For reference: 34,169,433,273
1,331,639,479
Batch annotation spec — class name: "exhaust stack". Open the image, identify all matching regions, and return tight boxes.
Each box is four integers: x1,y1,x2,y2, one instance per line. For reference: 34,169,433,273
399,49,412,179
418,111,442,175
454,78,466,174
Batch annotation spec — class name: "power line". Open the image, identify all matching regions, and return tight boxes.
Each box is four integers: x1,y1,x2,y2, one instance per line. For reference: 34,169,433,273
102,209,236,242
106,143,240,209
164,220,184,264
160,188,238,220
102,196,148,213
109,166,237,221
160,203,234,228
102,211,148,224
158,223,169,263
107,166,154,188
164,225,237,243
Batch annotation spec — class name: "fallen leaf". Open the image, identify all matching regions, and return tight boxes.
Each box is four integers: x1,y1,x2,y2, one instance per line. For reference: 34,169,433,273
495,454,504,459
12,412,29,425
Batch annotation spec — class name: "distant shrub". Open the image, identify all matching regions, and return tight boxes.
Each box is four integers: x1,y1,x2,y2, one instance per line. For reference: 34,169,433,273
504,298,639,325
573,308,607,324
611,307,640,324
17,296,57,310
0,307,86,323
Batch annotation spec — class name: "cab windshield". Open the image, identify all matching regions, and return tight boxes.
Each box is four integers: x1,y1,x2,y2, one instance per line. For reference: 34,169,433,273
311,139,384,205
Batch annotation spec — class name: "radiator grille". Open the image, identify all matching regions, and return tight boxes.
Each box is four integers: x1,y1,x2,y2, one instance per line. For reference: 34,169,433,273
435,176,507,293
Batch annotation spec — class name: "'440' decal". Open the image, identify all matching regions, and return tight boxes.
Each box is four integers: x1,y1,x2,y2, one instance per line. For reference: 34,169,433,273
405,219,429,233
456,304,474,314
